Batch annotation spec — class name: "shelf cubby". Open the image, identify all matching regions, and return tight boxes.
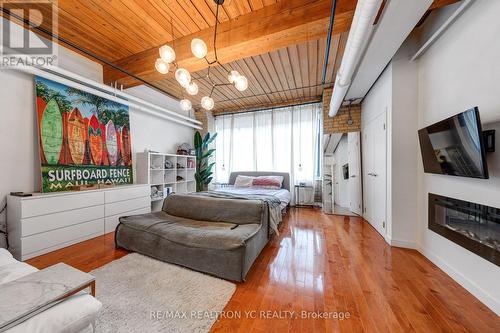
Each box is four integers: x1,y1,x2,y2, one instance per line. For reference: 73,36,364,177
137,152,197,211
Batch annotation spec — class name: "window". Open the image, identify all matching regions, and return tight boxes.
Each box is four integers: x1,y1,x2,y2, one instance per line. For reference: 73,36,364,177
214,103,322,187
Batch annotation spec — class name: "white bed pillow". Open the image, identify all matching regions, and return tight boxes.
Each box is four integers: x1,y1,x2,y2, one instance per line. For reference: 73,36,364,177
234,175,255,187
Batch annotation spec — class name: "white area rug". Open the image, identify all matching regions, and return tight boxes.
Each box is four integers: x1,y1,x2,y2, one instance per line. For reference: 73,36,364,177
91,253,236,333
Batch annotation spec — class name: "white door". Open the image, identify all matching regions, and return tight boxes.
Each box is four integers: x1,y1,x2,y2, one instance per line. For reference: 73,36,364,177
362,112,387,237
362,125,374,222
348,132,362,215
371,113,387,236
332,164,339,205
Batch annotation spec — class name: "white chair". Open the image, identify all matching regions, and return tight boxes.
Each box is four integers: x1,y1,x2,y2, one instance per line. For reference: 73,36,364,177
0,249,102,333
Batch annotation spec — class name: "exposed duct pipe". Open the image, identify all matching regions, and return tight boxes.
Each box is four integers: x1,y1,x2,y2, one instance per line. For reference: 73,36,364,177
328,0,383,117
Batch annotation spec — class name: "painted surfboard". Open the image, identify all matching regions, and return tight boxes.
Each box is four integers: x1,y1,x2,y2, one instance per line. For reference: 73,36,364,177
67,108,86,165
99,123,109,166
36,97,48,164
106,120,118,166
88,114,103,165
40,99,63,165
121,125,132,166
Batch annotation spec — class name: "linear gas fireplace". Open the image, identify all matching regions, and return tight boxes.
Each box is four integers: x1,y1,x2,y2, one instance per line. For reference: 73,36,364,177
428,193,499,266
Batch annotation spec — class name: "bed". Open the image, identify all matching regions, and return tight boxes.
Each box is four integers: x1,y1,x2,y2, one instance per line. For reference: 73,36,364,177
115,172,290,281
218,171,291,211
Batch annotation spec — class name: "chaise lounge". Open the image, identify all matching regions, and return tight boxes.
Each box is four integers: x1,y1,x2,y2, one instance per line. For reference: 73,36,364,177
115,193,272,282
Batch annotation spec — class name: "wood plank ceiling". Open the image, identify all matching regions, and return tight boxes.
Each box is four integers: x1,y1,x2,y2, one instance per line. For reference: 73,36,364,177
2,0,460,113
1,0,282,62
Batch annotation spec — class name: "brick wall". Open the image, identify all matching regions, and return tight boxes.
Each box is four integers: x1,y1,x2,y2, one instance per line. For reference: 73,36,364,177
322,87,361,134
194,109,210,135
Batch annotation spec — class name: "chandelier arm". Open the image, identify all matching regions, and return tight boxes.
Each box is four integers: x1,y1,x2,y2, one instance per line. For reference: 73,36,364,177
213,83,233,87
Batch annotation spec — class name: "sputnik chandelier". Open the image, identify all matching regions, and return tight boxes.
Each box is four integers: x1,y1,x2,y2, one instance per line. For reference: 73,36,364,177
154,0,249,111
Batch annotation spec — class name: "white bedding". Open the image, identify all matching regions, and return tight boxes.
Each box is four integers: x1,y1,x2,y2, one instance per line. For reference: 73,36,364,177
214,186,291,210
0,249,101,333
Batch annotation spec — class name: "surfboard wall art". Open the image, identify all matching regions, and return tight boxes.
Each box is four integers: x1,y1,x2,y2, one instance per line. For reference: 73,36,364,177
35,76,133,192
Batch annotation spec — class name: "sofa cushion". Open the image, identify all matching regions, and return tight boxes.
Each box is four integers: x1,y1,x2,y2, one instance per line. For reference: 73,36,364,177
119,211,261,250
162,194,263,225
0,248,16,267
0,249,38,285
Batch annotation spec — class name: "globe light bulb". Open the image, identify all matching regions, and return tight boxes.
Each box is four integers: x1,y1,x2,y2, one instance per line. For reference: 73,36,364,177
228,70,240,83
201,96,215,111
186,81,199,96
175,68,191,88
234,75,248,91
179,99,192,111
159,45,176,63
191,38,208,59
155,58,169,74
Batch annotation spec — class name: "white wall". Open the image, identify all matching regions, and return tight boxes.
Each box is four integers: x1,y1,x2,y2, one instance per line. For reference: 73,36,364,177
361,64,391,238
390,39,419,247
361,37,420,248
0,19,193,248
124,86,194,180
416,0,500,315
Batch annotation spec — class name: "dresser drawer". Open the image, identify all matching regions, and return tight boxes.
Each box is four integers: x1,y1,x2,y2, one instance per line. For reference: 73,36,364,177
20,192,104,218
21,218,104,260
104,207,150,234
104,185,149,203
105,197,149,217
21,205,105,237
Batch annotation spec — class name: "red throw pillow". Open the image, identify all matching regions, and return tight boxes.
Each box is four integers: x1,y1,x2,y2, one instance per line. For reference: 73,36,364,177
252,177,282,189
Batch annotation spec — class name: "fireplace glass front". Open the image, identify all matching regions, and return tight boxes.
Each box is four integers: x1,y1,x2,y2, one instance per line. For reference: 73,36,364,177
428,193,499,266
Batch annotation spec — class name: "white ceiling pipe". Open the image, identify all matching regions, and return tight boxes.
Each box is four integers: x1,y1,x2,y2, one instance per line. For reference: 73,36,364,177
329,0,383,117
42,65,202,125
13,66,203,130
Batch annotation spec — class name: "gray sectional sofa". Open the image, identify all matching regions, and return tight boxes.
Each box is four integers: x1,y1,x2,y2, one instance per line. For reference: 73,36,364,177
115,193,271,282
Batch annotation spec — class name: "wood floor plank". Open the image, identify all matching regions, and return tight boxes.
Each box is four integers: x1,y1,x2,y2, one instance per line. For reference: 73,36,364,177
25,208,499,332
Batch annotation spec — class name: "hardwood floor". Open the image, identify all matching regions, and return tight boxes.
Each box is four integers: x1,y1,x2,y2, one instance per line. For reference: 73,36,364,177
26,208,499,332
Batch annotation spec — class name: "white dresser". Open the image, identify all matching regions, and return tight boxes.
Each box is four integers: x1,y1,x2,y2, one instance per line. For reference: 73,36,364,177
7,184,150,260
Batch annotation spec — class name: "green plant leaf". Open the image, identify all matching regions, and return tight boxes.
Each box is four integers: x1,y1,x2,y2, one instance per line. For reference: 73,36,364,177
205,132,217,145
194,131,202,149
202,149,216,159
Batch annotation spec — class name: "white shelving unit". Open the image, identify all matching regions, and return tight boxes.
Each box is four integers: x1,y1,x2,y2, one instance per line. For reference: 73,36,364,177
137,152,197,211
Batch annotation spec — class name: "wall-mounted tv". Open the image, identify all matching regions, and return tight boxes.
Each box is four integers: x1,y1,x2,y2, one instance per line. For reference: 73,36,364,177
418,107,489,179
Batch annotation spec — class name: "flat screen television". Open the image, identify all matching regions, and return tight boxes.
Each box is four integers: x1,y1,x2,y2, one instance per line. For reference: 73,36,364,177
418,107,489,179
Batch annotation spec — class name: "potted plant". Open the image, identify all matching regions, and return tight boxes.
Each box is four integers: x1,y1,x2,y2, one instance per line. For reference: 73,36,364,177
194,131,217,192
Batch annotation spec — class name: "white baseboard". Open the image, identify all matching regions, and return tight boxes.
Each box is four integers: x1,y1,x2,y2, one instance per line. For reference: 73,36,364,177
418,245,500,316
388,238,418,249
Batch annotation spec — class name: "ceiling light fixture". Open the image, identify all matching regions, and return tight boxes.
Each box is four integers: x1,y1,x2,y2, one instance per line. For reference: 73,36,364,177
175,68,191,88
159,45,176,63
155,58,169,74
180,99,192,111
201,96,215,111
154,0,249,111
186,82,199,96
